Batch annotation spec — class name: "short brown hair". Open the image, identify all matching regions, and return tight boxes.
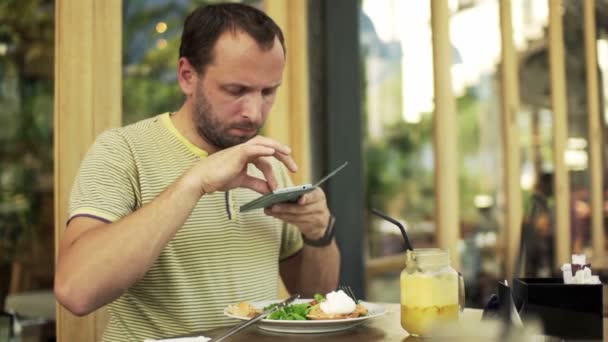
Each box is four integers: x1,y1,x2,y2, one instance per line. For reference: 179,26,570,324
179,3,285,74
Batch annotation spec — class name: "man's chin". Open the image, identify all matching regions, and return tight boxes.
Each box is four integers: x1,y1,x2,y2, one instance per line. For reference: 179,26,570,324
234,131,258,142
222,133,258,148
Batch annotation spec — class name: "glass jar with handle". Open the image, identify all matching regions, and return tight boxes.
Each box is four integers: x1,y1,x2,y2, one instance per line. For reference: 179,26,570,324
400,248,465,336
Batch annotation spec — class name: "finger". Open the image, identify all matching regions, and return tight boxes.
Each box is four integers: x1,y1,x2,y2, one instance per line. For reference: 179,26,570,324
298,188,325,205
274,151,298,173
247,136,292,155
246,136,297,172
269,201,325,216
252,157,278,191
297,195,306,205
266,210,329,237
264,210,311,226
297,188,327,206
240,175,272,194
241,145,276,161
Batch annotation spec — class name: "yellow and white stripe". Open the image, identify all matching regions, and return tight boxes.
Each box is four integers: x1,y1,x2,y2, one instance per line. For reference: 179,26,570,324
69,113,302,341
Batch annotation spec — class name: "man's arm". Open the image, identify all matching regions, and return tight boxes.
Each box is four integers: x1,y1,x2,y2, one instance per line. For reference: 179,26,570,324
279,241,340,297
55,175,201,316
55,136,296,316
268,189,340,296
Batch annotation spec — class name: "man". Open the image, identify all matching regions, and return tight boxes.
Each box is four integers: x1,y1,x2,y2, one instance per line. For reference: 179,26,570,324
54,3,340,341
522,172,554,277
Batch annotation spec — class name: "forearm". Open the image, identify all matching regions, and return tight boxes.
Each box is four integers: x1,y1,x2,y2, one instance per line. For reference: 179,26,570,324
55,175,201,315
299,241,340,297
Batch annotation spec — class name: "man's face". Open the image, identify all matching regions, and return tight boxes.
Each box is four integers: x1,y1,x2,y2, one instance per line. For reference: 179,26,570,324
192,30,285,150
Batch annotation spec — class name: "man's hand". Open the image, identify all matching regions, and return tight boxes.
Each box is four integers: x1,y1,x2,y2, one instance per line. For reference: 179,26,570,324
187,136,297,195
264,188,331,239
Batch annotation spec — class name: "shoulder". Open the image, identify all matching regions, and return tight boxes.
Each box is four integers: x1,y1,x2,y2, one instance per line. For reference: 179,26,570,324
115,114,166,143
91,114,165,150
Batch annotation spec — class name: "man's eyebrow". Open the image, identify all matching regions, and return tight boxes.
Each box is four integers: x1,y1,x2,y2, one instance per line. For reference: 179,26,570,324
221,82,282,89
221,83,249,88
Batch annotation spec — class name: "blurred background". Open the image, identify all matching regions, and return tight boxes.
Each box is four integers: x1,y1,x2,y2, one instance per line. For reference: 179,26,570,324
2,0,608,341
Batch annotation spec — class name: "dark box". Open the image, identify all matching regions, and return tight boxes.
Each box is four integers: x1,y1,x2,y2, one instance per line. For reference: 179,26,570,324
513,278,605,340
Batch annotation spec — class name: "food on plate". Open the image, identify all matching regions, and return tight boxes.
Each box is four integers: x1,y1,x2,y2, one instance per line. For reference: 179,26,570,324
266,301,311,320
227,290,368,321
306,304,368,320
226,301,260,318
307,290,368,320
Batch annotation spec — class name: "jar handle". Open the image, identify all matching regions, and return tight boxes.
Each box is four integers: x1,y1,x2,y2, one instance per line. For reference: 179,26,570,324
457,272,466,313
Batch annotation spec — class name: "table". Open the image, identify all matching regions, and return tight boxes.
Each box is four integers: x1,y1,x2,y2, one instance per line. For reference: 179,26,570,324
191,305,485,341
178,304,595,341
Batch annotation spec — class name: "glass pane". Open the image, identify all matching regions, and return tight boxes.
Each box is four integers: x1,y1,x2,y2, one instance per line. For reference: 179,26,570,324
599,35,608,260
0,0,55,302
361,0,436,303
518,1,605,276
449,0,504,308
601,37,608,130
122,0,259,125
516,0,555,278
563,3,608,266
563,1,592,256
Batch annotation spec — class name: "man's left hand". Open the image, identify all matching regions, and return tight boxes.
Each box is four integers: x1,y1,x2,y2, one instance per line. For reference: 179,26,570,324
264,188,331,240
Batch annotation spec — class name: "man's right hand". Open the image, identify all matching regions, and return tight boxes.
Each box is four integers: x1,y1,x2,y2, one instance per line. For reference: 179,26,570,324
187,136,298,196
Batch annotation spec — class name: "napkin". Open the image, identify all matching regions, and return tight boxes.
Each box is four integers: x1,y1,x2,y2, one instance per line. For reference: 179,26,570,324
561,254,601,284
143,336,210,342
572,267,601,284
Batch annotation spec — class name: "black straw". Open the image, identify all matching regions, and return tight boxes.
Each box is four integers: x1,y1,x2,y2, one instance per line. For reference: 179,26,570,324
370,208,414,251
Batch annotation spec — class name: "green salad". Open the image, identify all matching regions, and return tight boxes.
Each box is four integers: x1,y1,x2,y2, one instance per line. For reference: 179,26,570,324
264,294,325,320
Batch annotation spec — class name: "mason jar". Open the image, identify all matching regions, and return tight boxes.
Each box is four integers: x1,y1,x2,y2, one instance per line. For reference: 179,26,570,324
400,248,464,336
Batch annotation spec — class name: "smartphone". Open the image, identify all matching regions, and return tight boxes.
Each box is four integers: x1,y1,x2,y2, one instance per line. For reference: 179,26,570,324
239,161,348,213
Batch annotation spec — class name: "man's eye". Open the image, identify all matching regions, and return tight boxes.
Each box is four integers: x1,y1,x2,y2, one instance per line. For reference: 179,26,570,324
262,88,277,97
226,87,246,96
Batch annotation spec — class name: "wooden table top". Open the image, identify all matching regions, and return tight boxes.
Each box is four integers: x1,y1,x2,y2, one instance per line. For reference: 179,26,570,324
190,304,486,342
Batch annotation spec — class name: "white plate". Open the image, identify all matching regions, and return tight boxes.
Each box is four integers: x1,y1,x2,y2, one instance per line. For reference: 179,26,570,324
223,299,386,334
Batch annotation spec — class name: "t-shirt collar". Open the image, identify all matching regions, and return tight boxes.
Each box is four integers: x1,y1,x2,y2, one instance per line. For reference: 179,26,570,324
160,112,209,157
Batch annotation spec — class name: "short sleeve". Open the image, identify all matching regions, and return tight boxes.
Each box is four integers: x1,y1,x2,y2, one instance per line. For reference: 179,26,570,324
68,129,139,223
275,160,303,260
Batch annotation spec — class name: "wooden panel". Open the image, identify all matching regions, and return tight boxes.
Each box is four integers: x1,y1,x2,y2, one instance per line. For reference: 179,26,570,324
54,0,121,341
264,0,312,297
366,253,407,279
499,0,523,281
92,0,123,135
263,0,311,184
263,0,291,149
430,0,460,270
285,0,312,185
548,0,571,267
583,0,605,259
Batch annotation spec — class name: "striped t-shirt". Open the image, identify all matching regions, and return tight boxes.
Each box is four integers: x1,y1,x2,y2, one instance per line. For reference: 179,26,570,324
68,113,303,341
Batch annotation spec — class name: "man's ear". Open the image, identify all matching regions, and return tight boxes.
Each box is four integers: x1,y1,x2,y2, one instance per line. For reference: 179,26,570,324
177,57,199,96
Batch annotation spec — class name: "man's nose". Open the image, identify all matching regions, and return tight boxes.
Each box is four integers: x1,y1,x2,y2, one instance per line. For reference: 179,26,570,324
241,92,264,122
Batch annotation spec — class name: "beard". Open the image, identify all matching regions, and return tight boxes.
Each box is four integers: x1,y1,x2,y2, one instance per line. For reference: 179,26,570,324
193,86,260,149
